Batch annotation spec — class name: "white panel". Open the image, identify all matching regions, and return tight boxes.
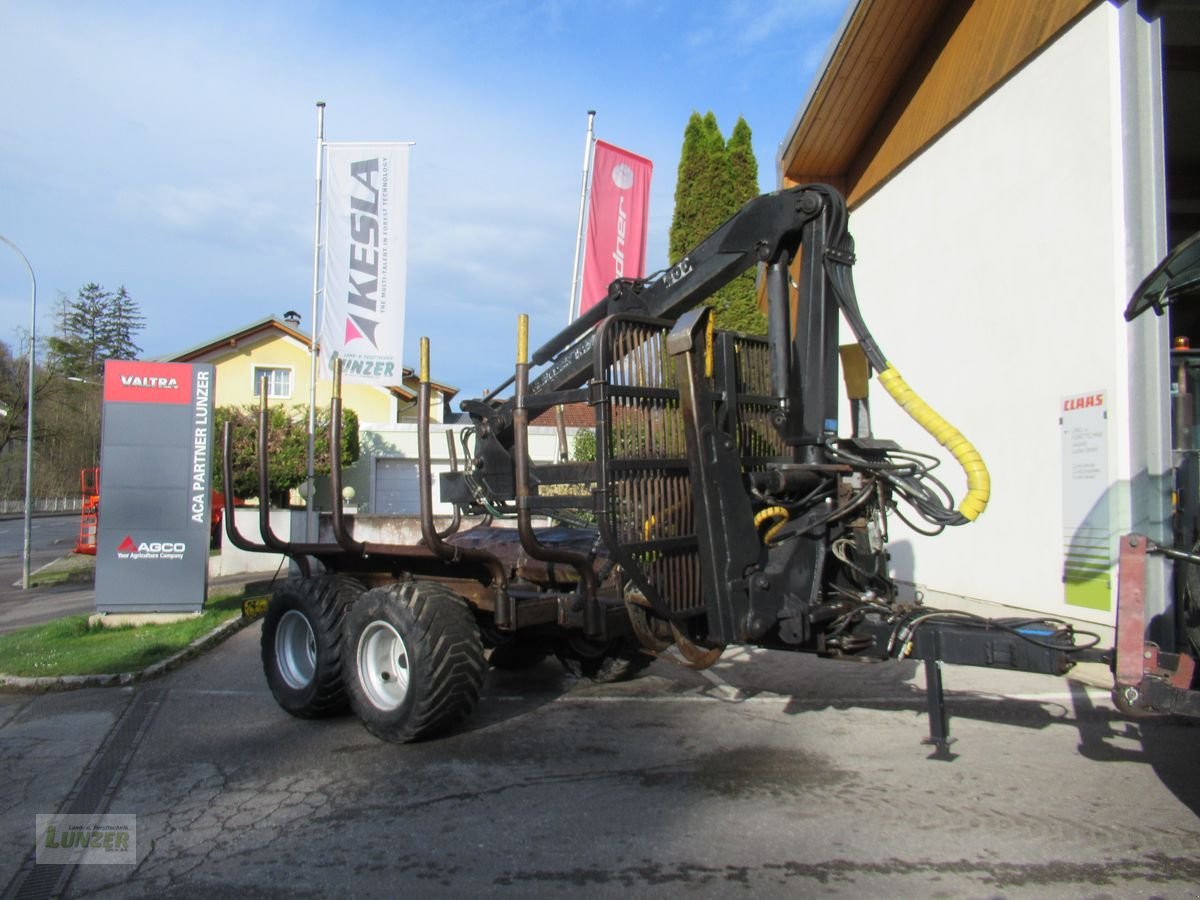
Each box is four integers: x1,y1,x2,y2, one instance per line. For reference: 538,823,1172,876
848,5,1129,624
372,457,453,515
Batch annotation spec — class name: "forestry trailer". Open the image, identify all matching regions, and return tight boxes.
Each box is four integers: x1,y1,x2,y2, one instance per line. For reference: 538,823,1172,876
224,183,1198,746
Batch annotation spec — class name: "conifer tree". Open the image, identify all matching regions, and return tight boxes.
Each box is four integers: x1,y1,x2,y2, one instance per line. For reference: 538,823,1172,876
47,283,110,378
669,113,710,265
669,112,766,333
727,116,759,209
47,282,145,379
105,286,145,361
720,116,767,334
670,112,732,264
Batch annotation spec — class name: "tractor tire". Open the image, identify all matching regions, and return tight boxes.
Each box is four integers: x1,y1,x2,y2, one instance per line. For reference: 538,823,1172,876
343,581,485,743
1184,544,1200,658
261,575,364,718
556,634,653,684
488,636,550,671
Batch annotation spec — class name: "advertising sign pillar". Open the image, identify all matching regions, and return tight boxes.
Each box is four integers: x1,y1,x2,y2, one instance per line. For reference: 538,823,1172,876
95,361,215,613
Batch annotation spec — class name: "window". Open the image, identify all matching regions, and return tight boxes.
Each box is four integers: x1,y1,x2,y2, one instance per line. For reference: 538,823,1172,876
252,366,293,399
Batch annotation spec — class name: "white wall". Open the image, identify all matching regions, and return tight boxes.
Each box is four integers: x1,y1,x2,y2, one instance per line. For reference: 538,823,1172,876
332,423,577,515
211,508,468,575
847,4,1154,625
210,508,300,577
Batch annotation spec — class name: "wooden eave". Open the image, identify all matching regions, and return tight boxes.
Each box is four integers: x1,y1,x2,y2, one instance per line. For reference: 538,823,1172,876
171,325,460,400
780,0,1100,208
169,318,310,362
399,370,459,399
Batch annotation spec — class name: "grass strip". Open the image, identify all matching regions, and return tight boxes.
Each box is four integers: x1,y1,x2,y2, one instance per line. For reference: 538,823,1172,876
0,592,256,678
29,551,97,588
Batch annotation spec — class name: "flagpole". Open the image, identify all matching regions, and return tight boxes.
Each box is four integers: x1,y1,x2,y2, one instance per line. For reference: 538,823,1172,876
305,100,326,540
567,110,596,323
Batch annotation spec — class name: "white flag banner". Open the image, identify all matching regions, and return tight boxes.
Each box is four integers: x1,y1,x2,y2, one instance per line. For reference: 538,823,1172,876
320,142,410,384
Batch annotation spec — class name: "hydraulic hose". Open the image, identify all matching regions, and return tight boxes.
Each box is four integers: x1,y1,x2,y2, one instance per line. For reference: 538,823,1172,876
805,183,990,525
877,366,990,522
754,506,790,544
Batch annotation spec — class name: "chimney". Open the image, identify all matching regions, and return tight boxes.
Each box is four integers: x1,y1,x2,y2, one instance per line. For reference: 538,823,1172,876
283,310,302,328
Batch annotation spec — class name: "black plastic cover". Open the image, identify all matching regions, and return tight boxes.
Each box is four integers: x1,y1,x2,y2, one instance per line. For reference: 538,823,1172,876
1125,230,1200,321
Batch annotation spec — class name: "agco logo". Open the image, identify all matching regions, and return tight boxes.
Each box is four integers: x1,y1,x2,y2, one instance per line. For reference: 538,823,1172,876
116,536,186,560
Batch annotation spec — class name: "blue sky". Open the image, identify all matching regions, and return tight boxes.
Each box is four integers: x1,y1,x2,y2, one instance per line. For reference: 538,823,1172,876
0,0,850,397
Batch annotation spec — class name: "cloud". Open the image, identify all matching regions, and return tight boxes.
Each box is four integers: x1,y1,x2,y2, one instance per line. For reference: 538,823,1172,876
0,0,856,394
113,184,300,250
683,0,848,55
731,0,848,50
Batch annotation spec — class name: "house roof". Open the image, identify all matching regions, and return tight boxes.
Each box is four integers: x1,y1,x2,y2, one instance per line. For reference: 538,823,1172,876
165,315,459,398
167,315,310,361
531,403,596,428
778,0,1098,206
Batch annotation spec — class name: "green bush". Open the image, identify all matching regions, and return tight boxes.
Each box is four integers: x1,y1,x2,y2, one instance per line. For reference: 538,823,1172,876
214,404,359,505
573,429,596,462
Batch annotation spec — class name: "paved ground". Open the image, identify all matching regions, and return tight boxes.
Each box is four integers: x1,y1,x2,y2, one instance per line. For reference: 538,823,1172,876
0,516,80,585
0,516,89,633
0,513,274,634
1,620,1197,898
0,514,105,635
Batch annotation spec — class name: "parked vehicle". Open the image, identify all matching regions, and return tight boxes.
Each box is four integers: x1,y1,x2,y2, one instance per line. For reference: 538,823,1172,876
227,184,1196,744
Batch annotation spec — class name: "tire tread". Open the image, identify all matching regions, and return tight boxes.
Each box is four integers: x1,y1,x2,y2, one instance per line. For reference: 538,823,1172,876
344,581,484,742
261,575,364,719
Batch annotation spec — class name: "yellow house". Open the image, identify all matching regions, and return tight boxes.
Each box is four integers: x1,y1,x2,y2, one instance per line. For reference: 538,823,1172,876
168,313,466,513
167,313,456,425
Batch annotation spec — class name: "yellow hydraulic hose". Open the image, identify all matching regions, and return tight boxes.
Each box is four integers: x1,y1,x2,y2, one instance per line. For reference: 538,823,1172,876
754,506,790,544
877,366,990,522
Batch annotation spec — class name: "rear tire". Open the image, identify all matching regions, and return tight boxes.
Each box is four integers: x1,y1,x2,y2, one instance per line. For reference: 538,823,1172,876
556,634,652,683
479,619,549,671
1183,543,1200,658
262,575,364,718
343,581,485,742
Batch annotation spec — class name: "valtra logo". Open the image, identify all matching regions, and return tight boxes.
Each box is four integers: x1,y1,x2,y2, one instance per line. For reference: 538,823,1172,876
119,375,179,391
104,361,192,406
116,535,186,560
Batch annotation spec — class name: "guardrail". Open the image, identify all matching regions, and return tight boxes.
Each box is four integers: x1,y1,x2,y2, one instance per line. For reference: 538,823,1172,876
0,497,83,515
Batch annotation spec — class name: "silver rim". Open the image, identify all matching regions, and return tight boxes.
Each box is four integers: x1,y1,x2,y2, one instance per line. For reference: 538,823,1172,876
276,609,317,689
357,620,411,711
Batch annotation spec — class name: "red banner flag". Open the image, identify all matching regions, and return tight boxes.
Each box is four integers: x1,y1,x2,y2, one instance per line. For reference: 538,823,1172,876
579,140,652,316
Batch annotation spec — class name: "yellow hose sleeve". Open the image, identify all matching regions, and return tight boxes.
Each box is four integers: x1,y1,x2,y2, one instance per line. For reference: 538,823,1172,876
877,366,990,522
754,506,790,544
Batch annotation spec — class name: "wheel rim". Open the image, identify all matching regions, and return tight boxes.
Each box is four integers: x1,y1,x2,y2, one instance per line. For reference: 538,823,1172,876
276,609,317,689
357,620,411,711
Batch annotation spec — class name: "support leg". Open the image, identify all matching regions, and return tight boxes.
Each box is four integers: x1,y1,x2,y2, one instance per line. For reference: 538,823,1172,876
922,656,957,759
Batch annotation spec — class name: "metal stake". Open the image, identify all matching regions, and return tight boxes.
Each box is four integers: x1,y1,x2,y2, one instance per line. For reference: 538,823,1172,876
0,235,36,590
306,101,326,540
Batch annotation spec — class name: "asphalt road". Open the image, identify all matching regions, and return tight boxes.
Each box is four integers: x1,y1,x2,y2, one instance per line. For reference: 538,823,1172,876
1,624,1197,898
0,515,96,634
0,515,81,586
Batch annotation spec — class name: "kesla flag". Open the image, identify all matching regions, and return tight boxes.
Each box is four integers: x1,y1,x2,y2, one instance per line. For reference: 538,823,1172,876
320,142,410,385
579,140,652,316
